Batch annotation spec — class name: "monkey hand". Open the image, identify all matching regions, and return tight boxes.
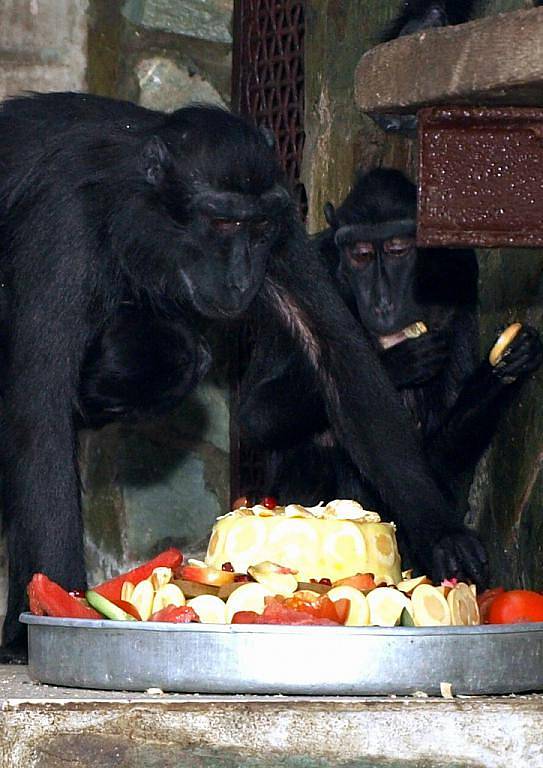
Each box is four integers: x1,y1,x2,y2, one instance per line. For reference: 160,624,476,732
491,324,543,385
431,529,489,591
380,331,450,389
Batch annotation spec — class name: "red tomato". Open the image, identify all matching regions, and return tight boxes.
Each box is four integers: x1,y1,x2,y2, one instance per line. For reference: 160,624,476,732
488,590,543,624
232,602,339,626
259,496,278,510
477,587,505,624
149,605,199,623
332,573,376,592
180,565,236,587
109,599,142,621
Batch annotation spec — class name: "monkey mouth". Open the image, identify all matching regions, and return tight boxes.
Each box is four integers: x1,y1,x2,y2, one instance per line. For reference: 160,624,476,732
379,321,428,350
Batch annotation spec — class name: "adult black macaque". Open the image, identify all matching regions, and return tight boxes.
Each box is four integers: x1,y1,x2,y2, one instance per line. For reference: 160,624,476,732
0,93,483,661
241,169,542,588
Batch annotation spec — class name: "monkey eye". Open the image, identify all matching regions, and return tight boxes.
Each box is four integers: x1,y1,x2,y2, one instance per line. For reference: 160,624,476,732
249,217,270,238
346,241,375,266
211,218,243,235
384,237,414,257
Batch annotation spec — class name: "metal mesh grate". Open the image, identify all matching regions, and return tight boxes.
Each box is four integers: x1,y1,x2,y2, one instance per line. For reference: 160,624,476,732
230,0,306,502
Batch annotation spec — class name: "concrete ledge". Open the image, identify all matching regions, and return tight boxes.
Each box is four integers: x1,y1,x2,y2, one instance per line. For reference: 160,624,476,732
355,7,543,114
1,667,542,767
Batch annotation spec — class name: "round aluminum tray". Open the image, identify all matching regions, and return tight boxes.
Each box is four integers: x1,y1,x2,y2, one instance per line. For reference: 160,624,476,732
21,613,543,696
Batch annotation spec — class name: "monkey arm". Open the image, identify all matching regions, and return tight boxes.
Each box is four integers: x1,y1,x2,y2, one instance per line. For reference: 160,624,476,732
425,325,543,480
263,233,487,586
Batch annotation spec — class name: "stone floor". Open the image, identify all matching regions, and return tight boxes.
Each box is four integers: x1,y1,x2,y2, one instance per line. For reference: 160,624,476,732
0,667,542,767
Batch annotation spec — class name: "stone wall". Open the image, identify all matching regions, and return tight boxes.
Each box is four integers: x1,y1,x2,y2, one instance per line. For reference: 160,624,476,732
303,0,543,589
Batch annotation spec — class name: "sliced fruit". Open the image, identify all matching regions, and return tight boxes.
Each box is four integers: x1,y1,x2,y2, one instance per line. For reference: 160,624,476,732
149,605,199,623
293,589,323,602
187,594,228,624
447,583,480,626
217,582,244,600
366,587,412,627
225,582,275,622
411,584,451,626
327,585,370,626
296,581,330,595
248,563,298,597
121,581,135,602
248,561,298,575
151,583,185,615
92,548,183,602
181,564,236,587
173,578,220,598
150,567,173,590
27,574,102,620
86,590,137,621
396,575,432,595
332,573,376,593
130,579,155,621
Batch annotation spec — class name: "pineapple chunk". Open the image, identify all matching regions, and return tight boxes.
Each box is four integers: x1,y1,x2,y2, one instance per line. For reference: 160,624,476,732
187,594,228,624
150,567,173,590
327,585,370,626
225,582,275,622
447,583,480,626
151,583,185,615
411,584,451,626
366,587,412,626
130,579,155,621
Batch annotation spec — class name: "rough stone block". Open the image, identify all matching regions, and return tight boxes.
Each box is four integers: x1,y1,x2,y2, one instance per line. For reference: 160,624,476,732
123,0,233,44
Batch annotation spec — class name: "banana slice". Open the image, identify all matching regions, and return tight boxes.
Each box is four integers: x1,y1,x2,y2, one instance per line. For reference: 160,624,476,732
447,583,480,626
187,594,228,624
130,579,155,621
225,582,275,622
489,322,522,366
150,567,173,590
151,583,185,615
327,585,370,626
366,587,412,627
411,584,451,626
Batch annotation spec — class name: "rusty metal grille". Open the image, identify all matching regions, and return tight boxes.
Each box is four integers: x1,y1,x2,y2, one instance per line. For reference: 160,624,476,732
230,0,306,503
233,0,307,214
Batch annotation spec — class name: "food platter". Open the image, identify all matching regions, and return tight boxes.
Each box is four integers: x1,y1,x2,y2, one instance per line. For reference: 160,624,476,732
21,613,543,696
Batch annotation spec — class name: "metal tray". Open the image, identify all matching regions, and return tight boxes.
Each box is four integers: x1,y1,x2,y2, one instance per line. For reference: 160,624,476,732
20,613,543,696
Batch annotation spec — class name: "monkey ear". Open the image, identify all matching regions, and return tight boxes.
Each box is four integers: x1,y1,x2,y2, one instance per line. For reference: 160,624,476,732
141,135,172,186
259,126,276,150
324,202,337,229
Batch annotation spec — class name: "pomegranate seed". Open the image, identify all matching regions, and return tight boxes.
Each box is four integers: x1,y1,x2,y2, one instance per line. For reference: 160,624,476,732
319,578,332,586
234,574,250,582
259,496,277,510
222,562,235,572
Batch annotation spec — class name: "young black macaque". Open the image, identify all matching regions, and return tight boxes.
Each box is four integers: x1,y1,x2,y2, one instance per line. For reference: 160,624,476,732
241,169,542,587
0,94,480,661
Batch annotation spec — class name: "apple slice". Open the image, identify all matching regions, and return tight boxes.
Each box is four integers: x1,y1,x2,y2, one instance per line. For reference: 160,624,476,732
411,584,451,626
225,582,275,622
181,564,236,587
150,567,173,590
130,579,155,621
187,595,228,624
121,581,135,602
173,578,220,598
366,587,412,627
327,585,370,626
396,575,432,595
151,583,185,615
447,583,480,626
248,563,298,597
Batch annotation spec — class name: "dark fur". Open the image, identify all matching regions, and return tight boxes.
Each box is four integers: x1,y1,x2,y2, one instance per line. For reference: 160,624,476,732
0,94,483,660
381,0,475,42
241,169,543,586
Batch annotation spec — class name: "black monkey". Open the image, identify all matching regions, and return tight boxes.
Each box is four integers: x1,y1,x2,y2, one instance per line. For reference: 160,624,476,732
241,169,542,585
373,1,475,135
0,94,482,660
381,0,475,42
